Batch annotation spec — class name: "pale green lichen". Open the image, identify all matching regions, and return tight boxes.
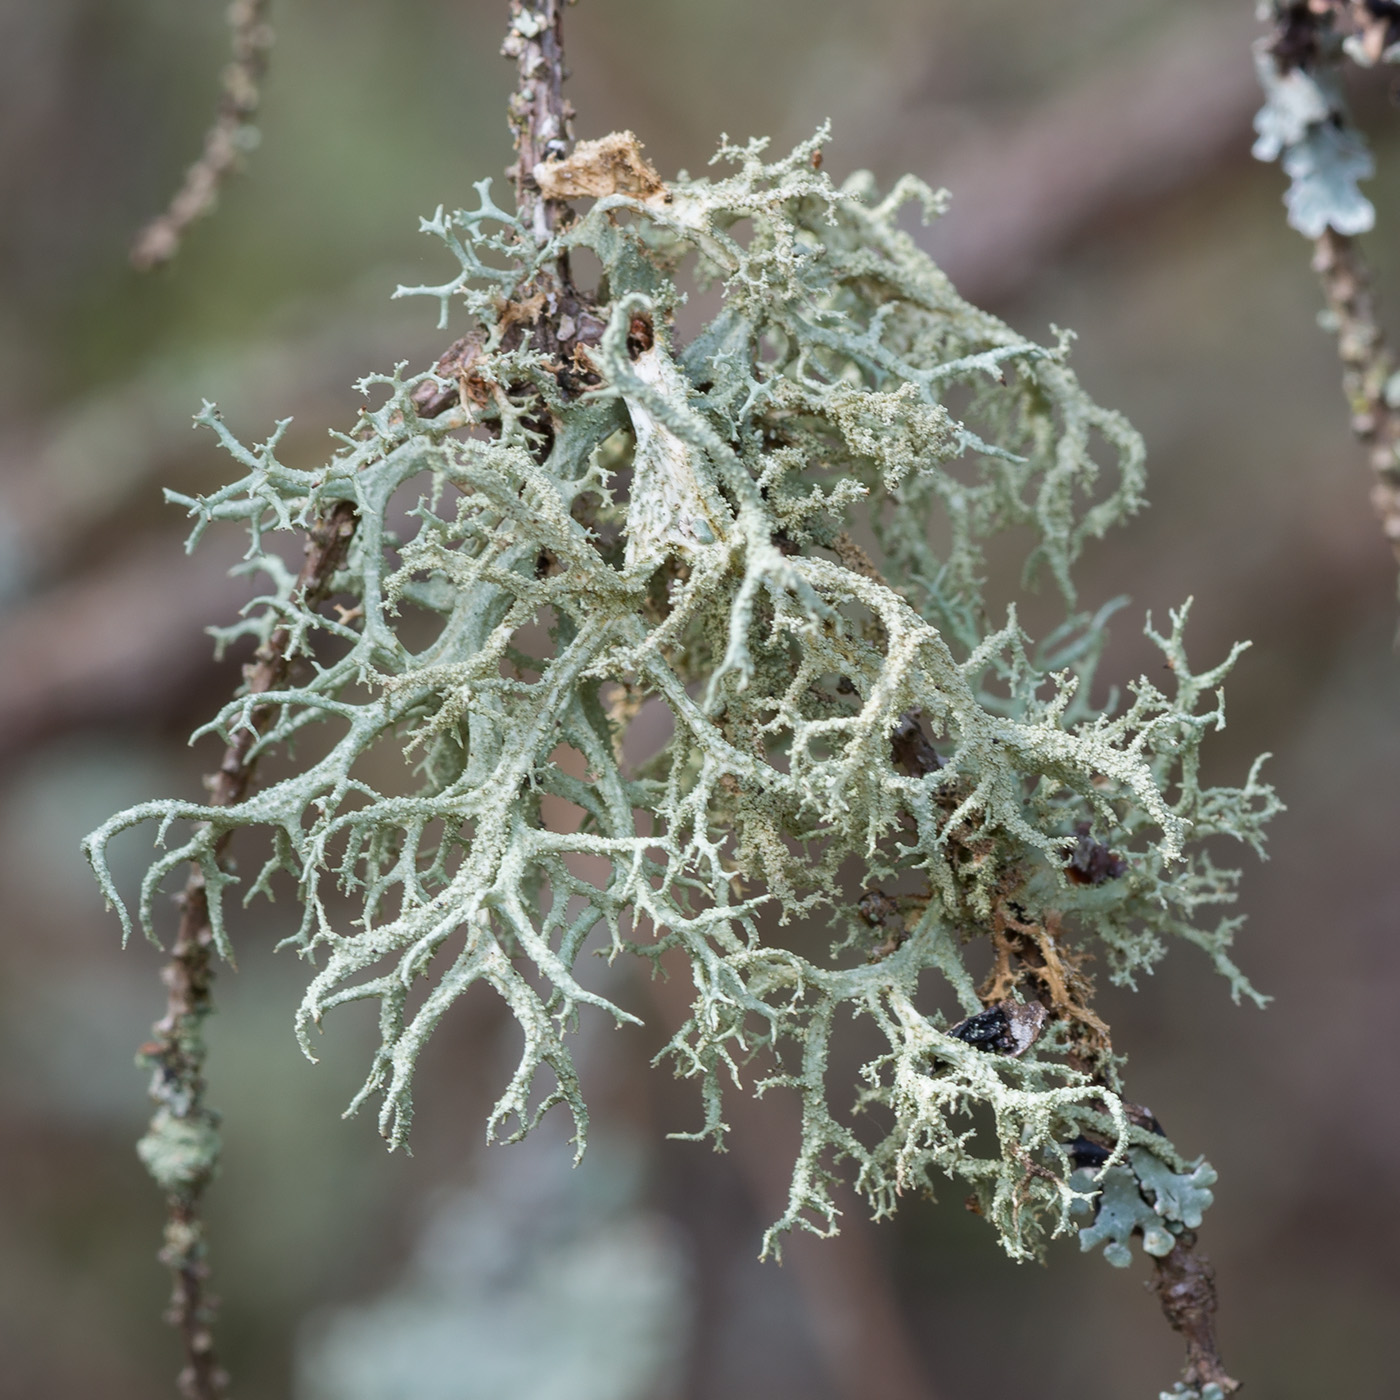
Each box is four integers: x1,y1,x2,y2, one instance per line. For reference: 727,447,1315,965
1133,1147,1217,1230
1253,35,1376,237
85,127,1278,1266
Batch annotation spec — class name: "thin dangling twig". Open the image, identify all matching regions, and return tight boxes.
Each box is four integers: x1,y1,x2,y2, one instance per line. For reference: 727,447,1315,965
131,0,274,271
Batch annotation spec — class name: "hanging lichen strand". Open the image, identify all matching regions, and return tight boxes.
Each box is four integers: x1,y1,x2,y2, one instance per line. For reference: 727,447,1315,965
87,129,1276,1289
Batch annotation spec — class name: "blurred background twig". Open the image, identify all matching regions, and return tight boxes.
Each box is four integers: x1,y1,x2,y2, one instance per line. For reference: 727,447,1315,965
130,0,274,271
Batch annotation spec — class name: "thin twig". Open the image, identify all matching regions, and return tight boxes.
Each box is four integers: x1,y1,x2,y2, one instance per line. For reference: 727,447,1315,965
1152,1232,1240,1396
1311,229,1400,570
502,0,575,246
989,929,1238,1392
0,535,247,762
497,0,601,439
141,501,356,1400
131,0,274,271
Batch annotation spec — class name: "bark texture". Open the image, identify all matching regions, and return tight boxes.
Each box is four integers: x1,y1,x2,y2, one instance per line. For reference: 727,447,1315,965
502,0,575,245
1152,1233,1240,1396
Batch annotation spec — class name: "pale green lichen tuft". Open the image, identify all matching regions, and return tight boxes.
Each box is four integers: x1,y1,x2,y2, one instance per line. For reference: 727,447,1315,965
1133,1147,1217,1230
85,128,1278,1265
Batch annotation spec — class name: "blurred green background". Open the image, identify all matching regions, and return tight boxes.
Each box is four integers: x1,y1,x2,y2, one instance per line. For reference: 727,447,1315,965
2,1,1398,1397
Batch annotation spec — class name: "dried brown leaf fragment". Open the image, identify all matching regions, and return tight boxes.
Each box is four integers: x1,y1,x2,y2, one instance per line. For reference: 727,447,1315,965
533,131,666,203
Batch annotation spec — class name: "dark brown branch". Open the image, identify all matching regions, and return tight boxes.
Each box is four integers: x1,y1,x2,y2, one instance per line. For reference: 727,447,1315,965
502,0,575,245
1311,229,1400,571
131,0,274,271
142,501,356,1400
1152,1232,1241,1396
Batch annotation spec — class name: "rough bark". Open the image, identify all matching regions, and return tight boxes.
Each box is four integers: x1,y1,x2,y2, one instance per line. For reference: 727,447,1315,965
1152,1232,1241,1396
131,0,274,270
502,0,575,246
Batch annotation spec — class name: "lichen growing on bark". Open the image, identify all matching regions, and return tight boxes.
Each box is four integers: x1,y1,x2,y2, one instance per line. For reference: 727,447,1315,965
86,127,1278,1268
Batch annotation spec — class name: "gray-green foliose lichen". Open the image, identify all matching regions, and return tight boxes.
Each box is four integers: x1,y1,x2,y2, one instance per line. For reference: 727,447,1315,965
1252,2,1400,238
1072,1149,1217,1267
86,126,1278,1265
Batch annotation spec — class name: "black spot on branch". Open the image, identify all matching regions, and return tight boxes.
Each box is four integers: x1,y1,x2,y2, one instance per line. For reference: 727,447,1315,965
1065,821,1127,885
949,1000,1047,1057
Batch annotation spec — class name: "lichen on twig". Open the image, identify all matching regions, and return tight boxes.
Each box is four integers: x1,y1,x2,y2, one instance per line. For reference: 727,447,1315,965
1254,1,1400,582
137,499,356,1400
89,120,1278,1292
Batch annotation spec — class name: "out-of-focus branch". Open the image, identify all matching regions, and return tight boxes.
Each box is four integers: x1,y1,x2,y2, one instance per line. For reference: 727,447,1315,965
131,0,274,271
1312,229,1400,570
924,7,1262,305
644,962,941,1400
725,1091,943,1400
0,297,433,604
0,535,247,759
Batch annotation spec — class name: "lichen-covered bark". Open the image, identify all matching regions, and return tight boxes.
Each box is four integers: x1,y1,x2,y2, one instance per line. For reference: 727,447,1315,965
1254,2,1400,583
